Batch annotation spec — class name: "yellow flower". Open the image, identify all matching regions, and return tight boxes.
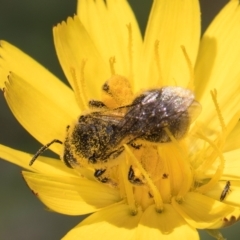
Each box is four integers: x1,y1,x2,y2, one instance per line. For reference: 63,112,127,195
1,0,240,239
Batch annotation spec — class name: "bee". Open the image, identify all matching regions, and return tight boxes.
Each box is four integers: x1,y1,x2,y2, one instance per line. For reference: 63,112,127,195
220,181,231,201
30,85,201,185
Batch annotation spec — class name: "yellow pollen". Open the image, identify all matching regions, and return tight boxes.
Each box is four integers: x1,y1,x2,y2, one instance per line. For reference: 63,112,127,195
124,144,164,212
70,59,89,110
181,45,194,91
126,23,133,84
109,57,116,76
154,40,163,86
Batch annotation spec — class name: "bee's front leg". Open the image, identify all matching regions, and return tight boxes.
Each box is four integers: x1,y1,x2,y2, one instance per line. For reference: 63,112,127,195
94,169,108,183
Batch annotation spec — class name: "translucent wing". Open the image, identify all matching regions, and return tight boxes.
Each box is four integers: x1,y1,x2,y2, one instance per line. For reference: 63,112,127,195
114,87,201,142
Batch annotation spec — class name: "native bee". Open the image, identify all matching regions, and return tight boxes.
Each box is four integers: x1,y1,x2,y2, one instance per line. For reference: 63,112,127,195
30,85,200,185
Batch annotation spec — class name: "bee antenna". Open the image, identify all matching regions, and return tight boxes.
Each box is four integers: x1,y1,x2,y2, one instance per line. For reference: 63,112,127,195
29,139,63,166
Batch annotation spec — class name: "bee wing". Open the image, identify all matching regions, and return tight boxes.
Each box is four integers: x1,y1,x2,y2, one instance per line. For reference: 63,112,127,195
90,110,125,124
89,109,131,144
90,106,140,146
88,87,201,146
114,87,201,142
186,99,202,123
158,87,195,116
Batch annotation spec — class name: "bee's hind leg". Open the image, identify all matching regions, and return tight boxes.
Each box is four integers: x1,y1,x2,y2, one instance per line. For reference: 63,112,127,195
94,169,109,183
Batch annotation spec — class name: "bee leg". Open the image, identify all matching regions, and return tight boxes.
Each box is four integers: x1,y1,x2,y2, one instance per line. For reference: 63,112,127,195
29,139,63,166
94,169,109,183
129,141,142,150
148,192,153,198
128,165,144,185
88,100,107,109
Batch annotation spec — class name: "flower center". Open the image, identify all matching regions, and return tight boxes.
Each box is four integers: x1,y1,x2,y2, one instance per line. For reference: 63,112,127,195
95,75,238,213
96,74,195,213
119,138,193,213
71,43,237,213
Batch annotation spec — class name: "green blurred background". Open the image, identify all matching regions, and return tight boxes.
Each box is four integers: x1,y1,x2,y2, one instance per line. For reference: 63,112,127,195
0,0,239,239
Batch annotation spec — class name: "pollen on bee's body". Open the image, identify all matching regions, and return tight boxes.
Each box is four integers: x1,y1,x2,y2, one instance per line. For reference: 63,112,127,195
30,72,201,210
101,75,133,108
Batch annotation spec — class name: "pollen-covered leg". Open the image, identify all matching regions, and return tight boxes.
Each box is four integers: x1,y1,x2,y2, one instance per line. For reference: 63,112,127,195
128,165,145,185
94,168,118,187
94,169,108,183
88,99,107,109
101,75,133,108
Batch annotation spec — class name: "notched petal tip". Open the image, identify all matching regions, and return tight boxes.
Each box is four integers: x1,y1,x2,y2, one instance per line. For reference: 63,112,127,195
0,40,8,54
222,214,240,227
1,74,11,93
3,72,77,152
209,207,240,229
55,15,77,27
53,14,109,101
172,192,240,229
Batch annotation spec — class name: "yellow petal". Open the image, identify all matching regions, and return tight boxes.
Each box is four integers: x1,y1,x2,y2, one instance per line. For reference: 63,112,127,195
53,16,109,104
136,204,199,240
77,0,142,88
224,121,240,152
205,148,240,180
0,41,78,115
4,72,75,153
139,0,200,89
172,192,240,229
223,149,240,179
23,171,121,215
195,0,240,131
63,203,142,240
0,144,77,176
